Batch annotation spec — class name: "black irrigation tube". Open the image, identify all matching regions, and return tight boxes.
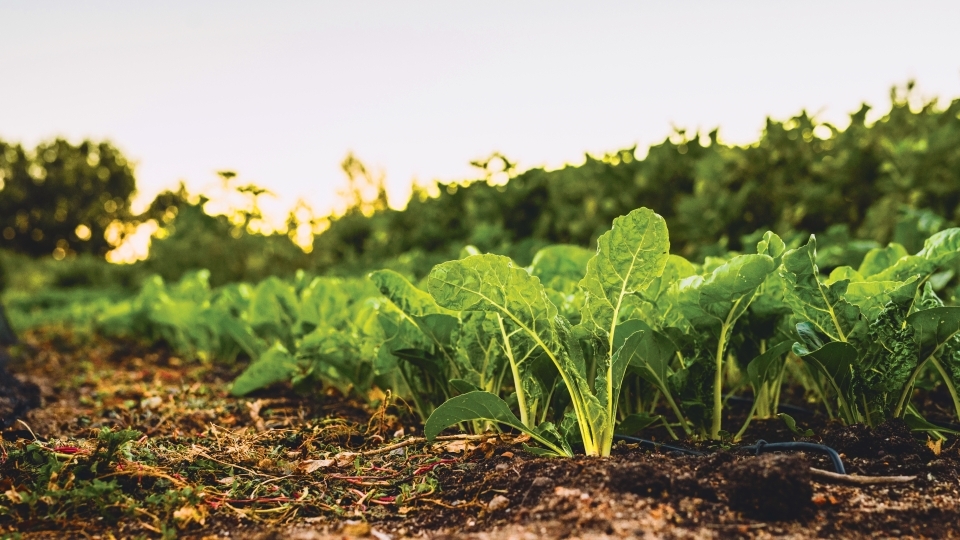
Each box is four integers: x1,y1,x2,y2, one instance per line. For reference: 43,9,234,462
741,439,846,474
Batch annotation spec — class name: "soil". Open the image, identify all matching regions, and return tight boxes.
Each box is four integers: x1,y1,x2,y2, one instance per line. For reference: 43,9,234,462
0,349,40,430
2,329,960,539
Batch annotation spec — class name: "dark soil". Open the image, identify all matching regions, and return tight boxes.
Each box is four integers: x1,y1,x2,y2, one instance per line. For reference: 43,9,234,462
0,348,40,429
3,329,960,539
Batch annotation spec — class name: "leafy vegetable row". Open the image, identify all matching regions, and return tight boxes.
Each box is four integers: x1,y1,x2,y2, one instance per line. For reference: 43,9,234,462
98,207,960,456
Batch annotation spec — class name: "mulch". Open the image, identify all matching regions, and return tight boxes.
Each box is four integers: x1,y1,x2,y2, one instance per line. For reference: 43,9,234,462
2,329,960,539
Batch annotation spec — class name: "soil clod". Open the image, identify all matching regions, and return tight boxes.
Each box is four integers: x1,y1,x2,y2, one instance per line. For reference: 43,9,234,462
723,453,814,521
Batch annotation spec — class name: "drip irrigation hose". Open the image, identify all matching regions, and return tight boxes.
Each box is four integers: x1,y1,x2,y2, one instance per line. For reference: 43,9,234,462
742,439,846,474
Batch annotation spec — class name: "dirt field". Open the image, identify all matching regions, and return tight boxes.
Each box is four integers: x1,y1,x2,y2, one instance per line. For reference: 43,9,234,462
2,329,960,539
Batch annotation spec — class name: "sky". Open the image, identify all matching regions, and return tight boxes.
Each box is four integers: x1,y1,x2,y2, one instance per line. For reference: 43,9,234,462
3,1,960,229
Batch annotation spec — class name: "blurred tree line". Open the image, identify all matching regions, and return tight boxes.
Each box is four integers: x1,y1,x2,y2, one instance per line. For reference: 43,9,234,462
310,83,960,274
3,83,960,289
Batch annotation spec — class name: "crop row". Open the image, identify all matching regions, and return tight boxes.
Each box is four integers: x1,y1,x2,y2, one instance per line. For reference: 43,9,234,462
97,208,960,456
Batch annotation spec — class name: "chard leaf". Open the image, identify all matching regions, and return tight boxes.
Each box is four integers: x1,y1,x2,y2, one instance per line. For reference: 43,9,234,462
231,344,299,396
247,277,299,339
917,228,960,266
633,255,697,330
867,255,932,282
858,243,909,277
619,328,690,432
757,231,786,264
373,299,453,420
677,253,775,438
299,327,371,392
428,254,602,448
746,340,793,392
907,307,960,355
919,308,960,420
424,391,570,456
826,266,864,284
579,207,670,349
845,279,914,320
371,269,446,317
623,329,676,392
903,406,960,436
856,278,922,420
793,340,859,423
454,311,506,393
781,235,860,342
372,270,461,392
678,254,775,333
298,277,351,333
530,246,593,322
578,207,670,452
449,379,481,394
529,245,594,283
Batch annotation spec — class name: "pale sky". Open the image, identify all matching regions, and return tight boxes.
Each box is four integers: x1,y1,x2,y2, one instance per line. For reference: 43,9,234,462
3,1,960,225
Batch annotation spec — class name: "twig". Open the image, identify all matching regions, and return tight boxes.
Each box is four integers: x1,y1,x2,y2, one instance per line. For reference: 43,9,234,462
809,467,916,485
191,445,280,479
357,433,488,456
16,419,39,441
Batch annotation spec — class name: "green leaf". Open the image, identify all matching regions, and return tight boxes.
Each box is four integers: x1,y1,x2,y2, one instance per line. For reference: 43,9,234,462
231,344,300,396
902,406,959,436
746,341,793,391
371,269,446,317
917,228,960,266
449,379,481,395
578,207,670,453
858,243,909,277
247,277,299,335
845,279,912,320
678,254,775,332
677,253,775,439
826,266,863,285
623,329,676,392
424,391,570,456
907,307,960,355
793,340,859,423
579,207,670,350
429,254,601,447
529,244,594,284
615,413,663,435
781,235,860,342
298,277,352,331
777,413,814,437
757,231,786,264
633,255,696,330
453,311,506,393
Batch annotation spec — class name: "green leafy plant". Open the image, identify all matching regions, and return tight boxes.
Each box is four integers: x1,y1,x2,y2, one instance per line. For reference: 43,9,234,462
423,208,669,456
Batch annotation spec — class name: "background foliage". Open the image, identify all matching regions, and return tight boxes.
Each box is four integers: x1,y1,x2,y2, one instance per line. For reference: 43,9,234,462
3,83,960,286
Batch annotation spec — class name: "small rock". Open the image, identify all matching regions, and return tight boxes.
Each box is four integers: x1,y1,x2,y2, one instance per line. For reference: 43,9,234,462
531,476,553,488
487,494,510,511
140,396,164,410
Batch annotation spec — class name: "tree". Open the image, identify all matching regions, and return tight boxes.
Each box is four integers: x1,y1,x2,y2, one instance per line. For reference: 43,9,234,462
0,138,137,258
